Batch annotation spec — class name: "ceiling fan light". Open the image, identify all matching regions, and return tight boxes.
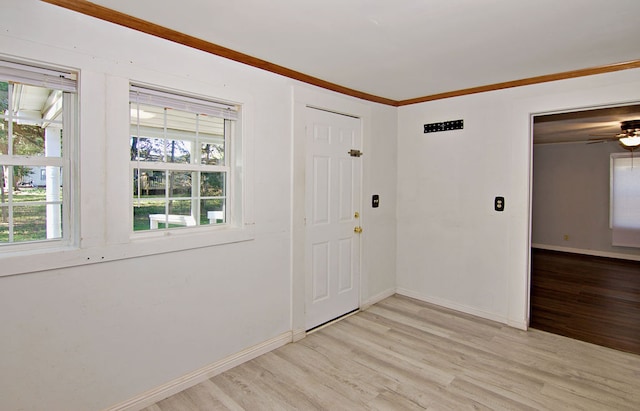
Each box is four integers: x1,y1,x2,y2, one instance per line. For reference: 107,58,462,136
619,136,640,147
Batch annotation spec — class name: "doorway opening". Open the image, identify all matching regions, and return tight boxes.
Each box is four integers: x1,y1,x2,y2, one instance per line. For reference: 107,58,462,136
530,103,640,355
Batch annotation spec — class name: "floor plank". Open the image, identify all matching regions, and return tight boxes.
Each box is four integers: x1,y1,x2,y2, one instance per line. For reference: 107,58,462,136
530,248,640,355
144,294,640,410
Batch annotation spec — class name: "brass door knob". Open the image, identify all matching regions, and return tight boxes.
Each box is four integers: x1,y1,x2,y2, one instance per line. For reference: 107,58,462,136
354,226,363,233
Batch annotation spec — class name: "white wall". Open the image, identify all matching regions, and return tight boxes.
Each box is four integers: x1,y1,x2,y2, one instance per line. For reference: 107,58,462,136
0,1,397,410
362,103,398,303
396,69,640,328
533,141,640,259
5,1,639,410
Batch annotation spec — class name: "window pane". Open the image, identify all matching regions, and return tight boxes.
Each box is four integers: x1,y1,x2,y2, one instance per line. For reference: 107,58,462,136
12,204,48,242
0,119,7,155
200,172,225,197
200,115,225,165
0,163,63,243
200,140,224,165
134,169,166,198
13,122,46,156
611,155,640,247
165,138,192,164
612,157,640,229
199,114,224,135
167,199,191,217
169,171,192,197
0,206,7,243
0,164,10,243
0,204,62,243
133,199,165,231
12,84,63,157
130,86,235,234
129,137,138,161
165,108,196,133
15,182,46,201
131,136,165,162
0,81,7,112
200,199,225,225
0,63,75,247
130,103,165,161
14,166,36,191
44,166,63,196
130,103,161,128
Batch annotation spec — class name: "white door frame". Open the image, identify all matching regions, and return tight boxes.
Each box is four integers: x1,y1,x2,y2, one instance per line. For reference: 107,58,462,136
291,86,371,341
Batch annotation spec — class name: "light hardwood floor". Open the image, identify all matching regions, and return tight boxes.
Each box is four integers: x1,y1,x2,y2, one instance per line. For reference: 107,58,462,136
144,295,640,410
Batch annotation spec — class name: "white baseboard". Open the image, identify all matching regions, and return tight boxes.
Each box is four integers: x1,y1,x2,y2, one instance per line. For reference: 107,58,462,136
532,243,640,261
104,332,291,411
507,318,528,331
291,328,306,342
396,288,509,326
361,287,397,311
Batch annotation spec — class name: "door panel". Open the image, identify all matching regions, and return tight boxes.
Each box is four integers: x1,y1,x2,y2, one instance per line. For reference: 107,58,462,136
305,108,361,330
338,237,353,292
312,241,330,302
312,156,330,225
339,158,353,221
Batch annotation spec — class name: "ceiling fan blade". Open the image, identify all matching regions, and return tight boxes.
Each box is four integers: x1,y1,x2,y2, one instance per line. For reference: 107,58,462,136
588,135,619,141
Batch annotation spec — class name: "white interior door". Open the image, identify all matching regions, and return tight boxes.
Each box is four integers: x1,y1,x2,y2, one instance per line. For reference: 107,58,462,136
305,107,362,330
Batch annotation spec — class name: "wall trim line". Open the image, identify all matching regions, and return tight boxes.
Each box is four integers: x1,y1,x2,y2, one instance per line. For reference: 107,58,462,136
103,332,291,411
361,287,397,311
396,60,640,106
532,243,640,261
396,288,527,330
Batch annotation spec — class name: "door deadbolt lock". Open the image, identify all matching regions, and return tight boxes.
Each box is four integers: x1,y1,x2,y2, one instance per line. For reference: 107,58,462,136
354,226,363,234
354,211,360,219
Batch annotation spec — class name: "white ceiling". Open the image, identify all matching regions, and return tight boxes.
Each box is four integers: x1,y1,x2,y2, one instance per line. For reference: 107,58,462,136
90,0,640,102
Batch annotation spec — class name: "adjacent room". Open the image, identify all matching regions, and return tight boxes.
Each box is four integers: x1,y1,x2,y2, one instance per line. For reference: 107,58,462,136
1,1,639,410
531,105,640,355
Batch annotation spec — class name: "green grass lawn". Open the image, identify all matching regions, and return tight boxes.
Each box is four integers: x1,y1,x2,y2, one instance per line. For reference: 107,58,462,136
133,200,166,231
2,188,223,241
0,188,49,242
12,188,47,201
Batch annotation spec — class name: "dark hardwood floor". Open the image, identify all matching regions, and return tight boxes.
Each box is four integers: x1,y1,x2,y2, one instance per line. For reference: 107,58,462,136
530,248,640,355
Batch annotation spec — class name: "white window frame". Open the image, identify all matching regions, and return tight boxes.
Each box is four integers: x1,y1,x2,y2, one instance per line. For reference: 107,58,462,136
129,84,242,236
610,153,640,248
0,59,77,251
0,71,253,277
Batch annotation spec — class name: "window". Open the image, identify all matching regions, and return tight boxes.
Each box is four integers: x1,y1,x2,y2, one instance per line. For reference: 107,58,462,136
0,60,76,246
610,153,640,247
130,85,239,232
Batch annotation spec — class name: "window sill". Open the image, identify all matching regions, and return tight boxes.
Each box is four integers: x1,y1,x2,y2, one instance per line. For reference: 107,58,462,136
0,223,255,277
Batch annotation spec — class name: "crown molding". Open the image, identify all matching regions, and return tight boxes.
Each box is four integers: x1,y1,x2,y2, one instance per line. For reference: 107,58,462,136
41,0,397,106
396,60,640,106
42,0,640,107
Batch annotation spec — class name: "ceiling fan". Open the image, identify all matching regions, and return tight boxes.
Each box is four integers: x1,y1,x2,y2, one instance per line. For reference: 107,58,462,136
588,119,640,150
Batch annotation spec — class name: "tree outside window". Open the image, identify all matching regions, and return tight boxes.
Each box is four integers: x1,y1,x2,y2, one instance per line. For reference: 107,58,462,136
130,86,236,232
